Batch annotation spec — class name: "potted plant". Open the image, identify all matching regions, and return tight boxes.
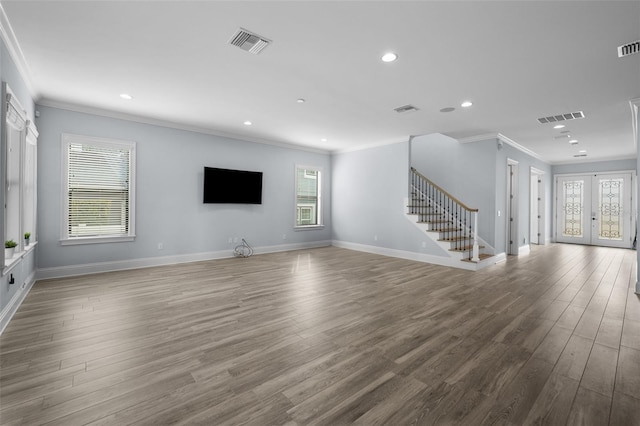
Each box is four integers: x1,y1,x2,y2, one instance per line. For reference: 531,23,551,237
24,232,31,246
5,240,17,259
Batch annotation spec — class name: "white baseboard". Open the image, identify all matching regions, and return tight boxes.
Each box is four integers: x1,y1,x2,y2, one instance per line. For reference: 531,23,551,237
36,240,332,280
518,244,531,255
331,240,481,271
0,270,36,335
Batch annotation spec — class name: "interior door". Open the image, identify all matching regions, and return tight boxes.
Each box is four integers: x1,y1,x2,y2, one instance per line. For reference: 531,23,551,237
556,173,633,248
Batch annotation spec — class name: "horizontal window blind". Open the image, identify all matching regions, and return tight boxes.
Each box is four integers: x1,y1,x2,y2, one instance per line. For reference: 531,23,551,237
67,142,131,238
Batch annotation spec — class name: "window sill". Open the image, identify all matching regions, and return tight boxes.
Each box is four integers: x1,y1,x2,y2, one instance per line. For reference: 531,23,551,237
3,242,37,275
60,235,136,246
294,225,325,231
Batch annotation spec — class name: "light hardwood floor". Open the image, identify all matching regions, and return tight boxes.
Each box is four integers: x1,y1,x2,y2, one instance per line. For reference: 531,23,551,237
1,244,639,425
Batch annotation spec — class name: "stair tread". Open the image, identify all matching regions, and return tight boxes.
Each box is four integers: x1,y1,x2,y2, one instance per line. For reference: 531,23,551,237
461,253,494,263
427,227,462,233
439,236,472,242
449,245,485,252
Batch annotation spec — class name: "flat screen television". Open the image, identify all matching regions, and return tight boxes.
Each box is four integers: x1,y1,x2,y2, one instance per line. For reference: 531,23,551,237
203,167,263,204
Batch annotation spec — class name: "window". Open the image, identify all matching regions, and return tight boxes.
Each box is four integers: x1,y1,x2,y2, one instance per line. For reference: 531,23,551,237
2,85,40,269
61,134,136,244
295,166,322,227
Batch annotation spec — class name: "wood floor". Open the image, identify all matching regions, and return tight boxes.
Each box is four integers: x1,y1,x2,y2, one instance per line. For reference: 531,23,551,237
1,244,639,425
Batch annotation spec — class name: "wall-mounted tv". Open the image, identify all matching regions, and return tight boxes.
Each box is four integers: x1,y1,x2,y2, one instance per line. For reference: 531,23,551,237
203,167,263,204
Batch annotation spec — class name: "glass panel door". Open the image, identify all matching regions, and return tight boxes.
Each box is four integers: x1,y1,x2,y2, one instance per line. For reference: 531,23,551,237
592,173,631,248
556,176,590,245
556,173,633,248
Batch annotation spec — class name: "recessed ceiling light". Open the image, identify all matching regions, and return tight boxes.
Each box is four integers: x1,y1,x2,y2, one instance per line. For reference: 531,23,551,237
440,107,456,113
120,93,133,100
243,121,252,126
569,139,578,144
297,98,305,103
321,138,327,142
579,149,587,153
461,101,473,108
554,124,565,129
381,52,398,62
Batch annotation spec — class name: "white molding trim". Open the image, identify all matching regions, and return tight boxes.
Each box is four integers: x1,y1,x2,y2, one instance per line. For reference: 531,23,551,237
630,98,640,149
332,138,409,154
331,240,503,271
457,133,548,163
0,270,36,335
551,154,637,166
37,100,331,155
0,4,37,98
636,281,639,295
518,244,531,256
36,240,331,280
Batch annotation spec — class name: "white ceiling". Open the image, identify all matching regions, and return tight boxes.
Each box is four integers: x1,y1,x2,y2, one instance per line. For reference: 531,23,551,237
2,1,639,163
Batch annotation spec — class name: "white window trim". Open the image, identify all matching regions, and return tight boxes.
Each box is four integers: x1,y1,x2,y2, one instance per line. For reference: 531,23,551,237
294,164,324,230
60,133,136,245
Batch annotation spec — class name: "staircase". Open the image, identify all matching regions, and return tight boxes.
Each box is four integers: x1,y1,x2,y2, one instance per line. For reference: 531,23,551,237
406,167,496,270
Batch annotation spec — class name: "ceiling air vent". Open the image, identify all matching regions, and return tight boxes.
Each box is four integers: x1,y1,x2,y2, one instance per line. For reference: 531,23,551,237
229,28,271,55
573,154,587,158
618,40,640,58
394,104,419,114
537,111,584,124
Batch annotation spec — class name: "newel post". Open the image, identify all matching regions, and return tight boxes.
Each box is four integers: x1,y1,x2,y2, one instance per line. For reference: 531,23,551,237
472,211,480,262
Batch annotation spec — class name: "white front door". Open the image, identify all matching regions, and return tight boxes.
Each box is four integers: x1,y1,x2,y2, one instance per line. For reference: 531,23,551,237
556,173,634,248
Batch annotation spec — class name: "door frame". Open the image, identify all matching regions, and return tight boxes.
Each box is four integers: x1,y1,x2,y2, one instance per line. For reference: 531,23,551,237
553,170,636,248
530,167,546,245
506,159,519,255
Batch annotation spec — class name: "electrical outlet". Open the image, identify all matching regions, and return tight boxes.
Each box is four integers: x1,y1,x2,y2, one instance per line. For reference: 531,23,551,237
228,237,232,243
157,242,164,250
422,241,427,248
234,237,238,243
374,235,378,241
282,234,287,240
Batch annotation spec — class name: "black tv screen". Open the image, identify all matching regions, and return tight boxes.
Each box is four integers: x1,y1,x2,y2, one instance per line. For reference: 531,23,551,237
203,167,263,204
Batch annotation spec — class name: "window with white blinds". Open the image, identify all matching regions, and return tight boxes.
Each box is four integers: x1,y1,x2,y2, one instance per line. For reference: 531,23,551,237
61,134,136,244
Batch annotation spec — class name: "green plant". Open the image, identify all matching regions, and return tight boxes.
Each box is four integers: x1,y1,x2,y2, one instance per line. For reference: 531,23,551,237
24,232,31,239
5,240,17,248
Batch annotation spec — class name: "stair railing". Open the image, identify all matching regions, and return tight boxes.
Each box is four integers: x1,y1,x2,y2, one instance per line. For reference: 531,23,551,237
409,167,479,261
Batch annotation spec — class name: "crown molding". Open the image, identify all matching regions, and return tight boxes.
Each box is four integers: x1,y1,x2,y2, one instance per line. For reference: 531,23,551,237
457,132,548,163
332,137,409,154
37,99,331,155
550,154,637,166
0,4,37,99
630,98,640,150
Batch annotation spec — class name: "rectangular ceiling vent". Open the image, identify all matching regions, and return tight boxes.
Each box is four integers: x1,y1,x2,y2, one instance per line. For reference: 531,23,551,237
537,111,584,124
229,28,271,55
618,40,640,58
573,154,587,158
394,104,419,114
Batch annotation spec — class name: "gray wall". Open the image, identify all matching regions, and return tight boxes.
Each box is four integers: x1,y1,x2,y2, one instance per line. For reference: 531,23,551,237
331,141,446,257
410,133,552,254
1,40,37,316
496,142,553,252
36,106,331,271
411,134,497,247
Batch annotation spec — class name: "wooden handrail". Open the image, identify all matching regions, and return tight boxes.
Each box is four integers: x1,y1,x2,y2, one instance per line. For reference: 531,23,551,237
411,167,479,212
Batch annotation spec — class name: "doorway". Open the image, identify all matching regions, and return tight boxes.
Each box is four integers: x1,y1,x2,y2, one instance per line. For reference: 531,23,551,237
555,172,634,248
530,168,545,245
